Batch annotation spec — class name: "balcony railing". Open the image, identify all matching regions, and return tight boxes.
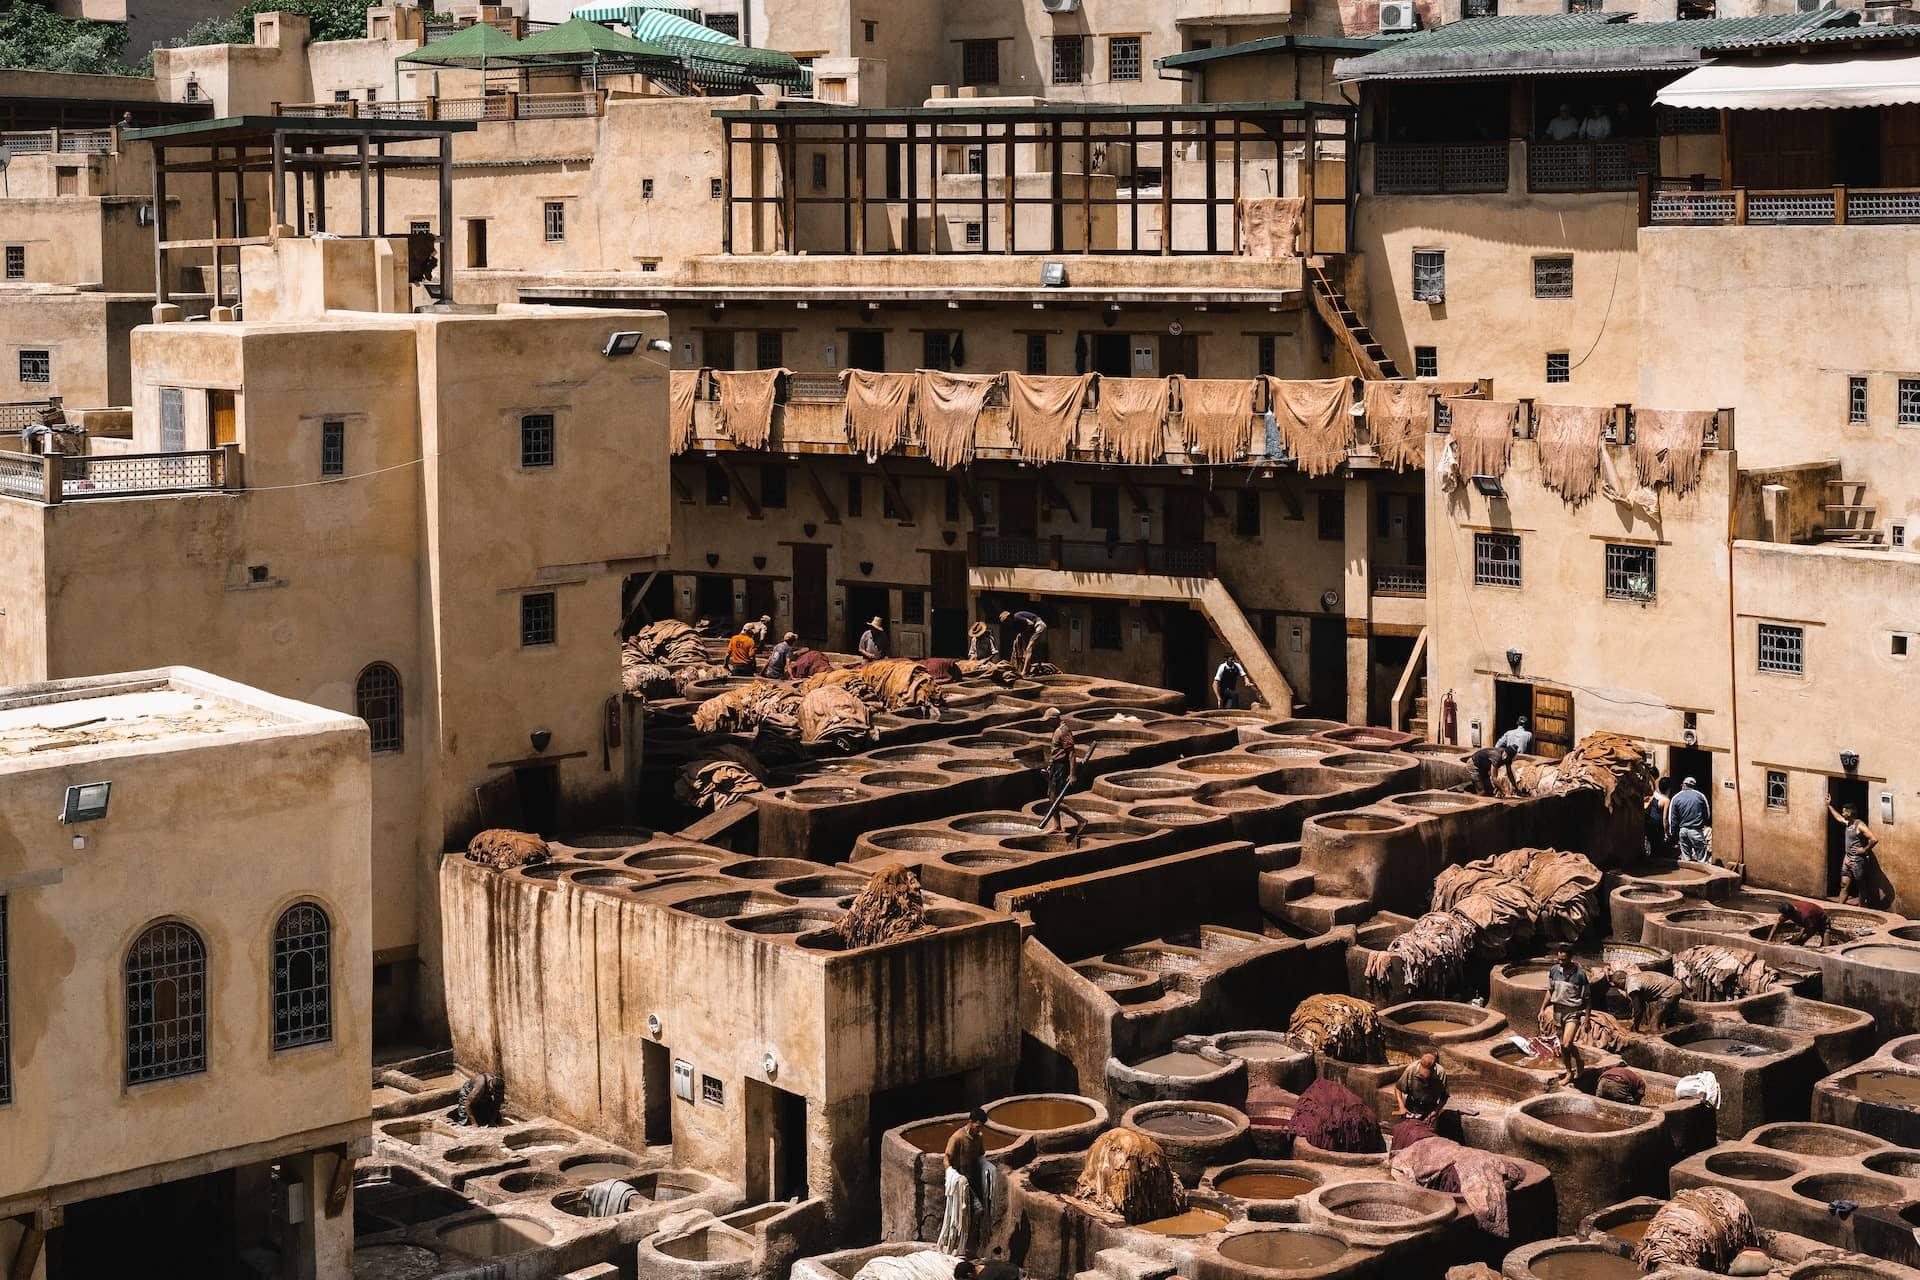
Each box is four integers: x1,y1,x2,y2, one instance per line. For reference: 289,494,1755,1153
1372,564,1427,596
1644,184,1920,228
975,533,1217,578
1526,140,1646,194
0,128,113,159
0,447,232,503
272,92,604,123
1374,142,1508,195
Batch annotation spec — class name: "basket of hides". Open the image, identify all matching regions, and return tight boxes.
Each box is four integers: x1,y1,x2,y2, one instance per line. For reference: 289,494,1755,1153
1072,1129,1187,1224
1634,1187,1758,1272
1288,994,1384,1064
465,829,549,871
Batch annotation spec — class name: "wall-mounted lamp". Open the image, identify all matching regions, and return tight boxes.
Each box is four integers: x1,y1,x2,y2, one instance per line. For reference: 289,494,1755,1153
942,530,957,546
761,1051,779,1079
1319,589,1338,612
706,553,720,568
59,781,112,824
646,1013,662,1038
603,331,644,357
530,729,552,753
1471,475,1506,498
1505,649,1523,673
859,561,874,576
802,522,817,538
752,555,767,570
1841,750,1861,773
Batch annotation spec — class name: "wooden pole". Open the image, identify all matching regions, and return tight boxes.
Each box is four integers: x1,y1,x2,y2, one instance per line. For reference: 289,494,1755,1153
438,132,454,302
152,143,169,306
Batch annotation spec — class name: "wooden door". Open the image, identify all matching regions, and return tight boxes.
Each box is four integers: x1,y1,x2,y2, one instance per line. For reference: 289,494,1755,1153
999,479,1039,537
790,544,827,643
1729,110,1832,189
701,329,737,370
1530,684,1574,760
1163,487,1205,546
1883,105,1920,187
928,550,968,611
208,390,236,447
744,577,776,624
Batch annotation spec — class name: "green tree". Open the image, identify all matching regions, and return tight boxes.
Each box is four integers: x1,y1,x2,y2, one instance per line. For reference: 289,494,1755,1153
173,0,377,47
0,2,141,75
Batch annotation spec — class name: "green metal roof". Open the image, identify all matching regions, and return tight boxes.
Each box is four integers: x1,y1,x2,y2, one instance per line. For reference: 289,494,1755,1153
711,99,1351,122
397,21,529,68
122,115,476,144
510,17,675,63
1706,13,1920,52
1157,34,1399,71
571,3,807,85
1334,12,1847,81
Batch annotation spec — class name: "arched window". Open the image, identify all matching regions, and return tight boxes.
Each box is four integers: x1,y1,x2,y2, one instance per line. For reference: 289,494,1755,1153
126,921,207,1084
272,903,332,1050
355,662,403,754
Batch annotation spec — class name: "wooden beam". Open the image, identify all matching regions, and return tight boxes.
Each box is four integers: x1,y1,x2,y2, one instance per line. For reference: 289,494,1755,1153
800,458,842,524
1275,475,1304,521
952,471,986,522
1203,488,1227,519
1119,473,1153,513
874,458,915,523
1041,474,1078,522
326,1150,356,1218
671,470,694,502
715,455,763,519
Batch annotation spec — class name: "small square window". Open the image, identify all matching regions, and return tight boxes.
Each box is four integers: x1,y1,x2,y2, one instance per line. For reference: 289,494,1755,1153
811,153,828,190
966,147,985,176
1235,488,1261,538
410,220,431,236
846,473,863,517
1474,531,1522,587
701,1073,724,1105
962,39,999,86
902,590,925,625
1257,335,1276,377
760,463,787,509
641,261,658,273
17,349,48,384
863,19,876,41
1893,634,1910,658
641,178,655,199
923,332,953,371
320,419,345,477
710,178,723,200
1765,769,1788,810
520,413,555,468
882,483,901,520
1412,250,1445,303
1108,35,1142,82
1052,35,1085,84
520,592,557,647
1899,378,1920,427
1546,352,1570,384
1316,491,1343,542
704,11,738,36
1025,333,1047,375
1757,622,1803,675
333,88,352,102
1604,543,1656,602
1892,523,1907,549
1848,376,1868,424
1533,255,1573,299
542,200,565,242
3,246,23,280
1414,346,1438,378
964,221,983,247
755,331,783,370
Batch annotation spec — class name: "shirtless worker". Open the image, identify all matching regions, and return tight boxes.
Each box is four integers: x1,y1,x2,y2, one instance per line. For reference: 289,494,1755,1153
1042,708,1087,837
999,609,1047,676
942,1108,992,1258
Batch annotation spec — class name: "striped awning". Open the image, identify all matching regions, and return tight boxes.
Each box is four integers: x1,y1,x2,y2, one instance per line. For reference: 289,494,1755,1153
570,3,807,86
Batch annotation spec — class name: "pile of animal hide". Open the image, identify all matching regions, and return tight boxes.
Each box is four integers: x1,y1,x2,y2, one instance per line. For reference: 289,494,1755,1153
465,829,549,870
693,681,801,735
1633,408,1714,497
625,619,710,667
1177,377,1259,462
1287,1079,1384,1154
622,660,679,699
1534,404,1613,507
954,659,1024,684
713,368,785,449
1445,399,1520,479
675,663,731,695
1505,732,1655,816
1073,1129,1187,1224
1561,1008,1628,1053
674,745,766,811
1266,377,1356,478
859,658,944,715
1432,865,1539,957
1390,1137,1527,1238
1366,911,1480,997
1095,378,1173,464
841,369,915,457
1634,1187,1758,1273
1440,849,1602,944
1288,993,1385,1064
798,685,873,750
669,369,701,453
1671,944,1779,1002
836,865,929,947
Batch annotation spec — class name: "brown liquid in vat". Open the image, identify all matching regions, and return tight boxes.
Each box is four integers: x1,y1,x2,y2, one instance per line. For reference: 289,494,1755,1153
1529,1250,1642,1280
1224,1041,1295,1061
988,1099,1096,1131
1684,1037,1767,1057
1544,1112,1629,1134
1853,1072,1920,1106
1397,1018,1469,1035
1217,1173,1315,1201
1137,1207,1228,1236
1132,1051,1221,1077
1605,1219,1651,1243
564,1160,639,1180
1217,1231,1346,1269
1137,1112,1234,1139
904,1121,1021,1151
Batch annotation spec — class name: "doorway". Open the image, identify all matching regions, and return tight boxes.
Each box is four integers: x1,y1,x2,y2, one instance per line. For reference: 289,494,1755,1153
1309,615,1346,720
744,577,776,628
845,583,889,653
1161,605,1212,707
1529,684,1574,759
1163,488,1204,548
1827,776,1870,897
641,1040,673,1146
695,574,734,626
929,550,969,658
1668,745,1714,796
515,763,561,837
998,479,1039,539
701,328,736,369
1091,332,1131,377
790,545,828,643
623,571,675,633
847,330,885,370
465,217,487,268
49,1169,242,1278
1162,333,1199,378
745,1079,809,1203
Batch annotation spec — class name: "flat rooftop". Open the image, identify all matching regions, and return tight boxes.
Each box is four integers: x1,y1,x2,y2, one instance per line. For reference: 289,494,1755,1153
0,668,350,762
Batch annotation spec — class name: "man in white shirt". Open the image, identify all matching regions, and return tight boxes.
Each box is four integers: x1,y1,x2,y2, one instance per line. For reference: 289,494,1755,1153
1496,716,1533,754
1579,105,1612,140
1212,657,1248,709
1545,103,1581,142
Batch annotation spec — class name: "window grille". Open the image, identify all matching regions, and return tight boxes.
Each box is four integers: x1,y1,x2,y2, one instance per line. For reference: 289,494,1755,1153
320,419,345,477
18,349,48,384
902,590,925,624
521,591,557,647
962,40,999,86
966,147,985,176
863,19,876,40
964,221,982,247
703,11,738,36
1546,352,1570,384
701,1074,724,1105
410,220,431,236
1765,770,1788,809
923,332,952,371
3,246,22,280
1108,36,1142,81
710,178,723,199
1533,256,1573,299
1463,0,1496,14
1757,623,1802,674
1052,35,1084,84
1604,543,1656,601
543,201,565,242
1899,379,1920,427
755,331,783,370
0,897,9,1105
272,903,332,1050
1474,532,1522,587
126,921,207,1084
356,662,403,753
1412,250,1445,303
1849,376,1868,424
1091,605,1122,650
1026,333,1047,375
160,387,184,452
520,413,555,468
1414,347,1438,378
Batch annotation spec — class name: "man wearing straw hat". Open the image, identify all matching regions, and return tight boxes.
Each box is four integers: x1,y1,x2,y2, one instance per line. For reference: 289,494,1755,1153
858,615,889,663
966,619,999,661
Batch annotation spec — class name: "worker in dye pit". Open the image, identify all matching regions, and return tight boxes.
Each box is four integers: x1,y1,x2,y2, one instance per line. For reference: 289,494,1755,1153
999,608,1047,676
1468,742,1518,797
1829,802,1879,906
1644,776,1676,860
1395,1052,1449,1124
1667,776,1713,862
1601,965,1684,1033
859,615,890,663
1211,655,1249,710
1042,708,1088,838
1594,1065,1646,1106
1537,942,1591,1087
449,1072,503,1126
724,627,759,676
939,1108,997,1259
1767,898,1834,947
966,620,999,661
763,631,798,680
1495,715,1534,754
743,614,772,646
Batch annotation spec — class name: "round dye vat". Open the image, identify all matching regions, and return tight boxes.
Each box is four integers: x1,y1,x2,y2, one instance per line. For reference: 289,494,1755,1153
1136,1207,1228,1237
1131,1051,1222,1078
1136,1111,1235,1140
1216,1173,1315,1201
1395,1018,1471,1036
1542,1111,1629,1134
1682,1037,1768,1057
1851,1071,1920,1107
903,1119,1019,1153
1604,1218,1652,1244
988,1098,1096,1131
1844,945,1920,973
1217,1037,1295,1061
562,1158,641,1180
437,1216,554,1258
1636,864,1710,882
1529,1249,1643,1280
1217,1230,1345,1270
1703,1151,1801,1182
353,1244,442,1280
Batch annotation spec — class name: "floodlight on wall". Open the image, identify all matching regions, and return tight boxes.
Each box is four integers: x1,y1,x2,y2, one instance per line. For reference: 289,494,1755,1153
1505,649,1522,673
59,781,111,824
647,1013,662,1038
603,331,644,357
1471,475,1506,498
531,729,552,753
1040,262,1068,288
761,1051,778,1079
1841,750,1861,773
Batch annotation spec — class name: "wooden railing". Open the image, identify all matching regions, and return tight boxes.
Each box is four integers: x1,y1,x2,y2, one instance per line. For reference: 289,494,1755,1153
1373,142,1508,195
1526,140,1647,194
0,128,113,158
0,446,235,503
1642,181,1920,228
272,91,604,123
974,532,1217,578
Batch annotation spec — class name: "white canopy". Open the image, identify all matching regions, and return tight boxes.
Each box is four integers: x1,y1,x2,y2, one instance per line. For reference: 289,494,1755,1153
1658,50,1920,111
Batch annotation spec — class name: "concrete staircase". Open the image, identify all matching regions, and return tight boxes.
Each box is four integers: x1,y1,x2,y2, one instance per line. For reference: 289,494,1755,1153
1308,263,1403,381
1409,676,1431,741
969,565,1295,711
1255,841,1370,933
1073,1247,1178,1280
1817,477,1885,546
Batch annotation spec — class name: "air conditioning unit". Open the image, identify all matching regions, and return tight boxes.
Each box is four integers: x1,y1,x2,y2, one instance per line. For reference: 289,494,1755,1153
1041,0,1081,12
1379,1,1419,30
1796,0,1831,12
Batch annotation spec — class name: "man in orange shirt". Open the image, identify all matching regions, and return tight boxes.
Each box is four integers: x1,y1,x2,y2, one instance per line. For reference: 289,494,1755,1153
725,629,757,676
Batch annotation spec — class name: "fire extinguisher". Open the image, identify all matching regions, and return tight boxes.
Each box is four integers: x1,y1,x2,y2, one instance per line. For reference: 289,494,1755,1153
1441,689,1458,745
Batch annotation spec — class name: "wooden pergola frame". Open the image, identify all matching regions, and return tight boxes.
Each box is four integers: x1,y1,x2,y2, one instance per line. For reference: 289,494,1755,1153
715,101,1355,258
123,115,478,310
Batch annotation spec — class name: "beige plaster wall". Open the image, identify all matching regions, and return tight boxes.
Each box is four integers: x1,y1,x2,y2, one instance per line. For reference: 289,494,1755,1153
0,293,155,407
0,671,371,1202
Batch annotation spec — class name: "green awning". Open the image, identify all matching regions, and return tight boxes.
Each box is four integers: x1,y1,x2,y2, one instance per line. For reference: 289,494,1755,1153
571,3,808,86
397,21,529,69
510,16,676,64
